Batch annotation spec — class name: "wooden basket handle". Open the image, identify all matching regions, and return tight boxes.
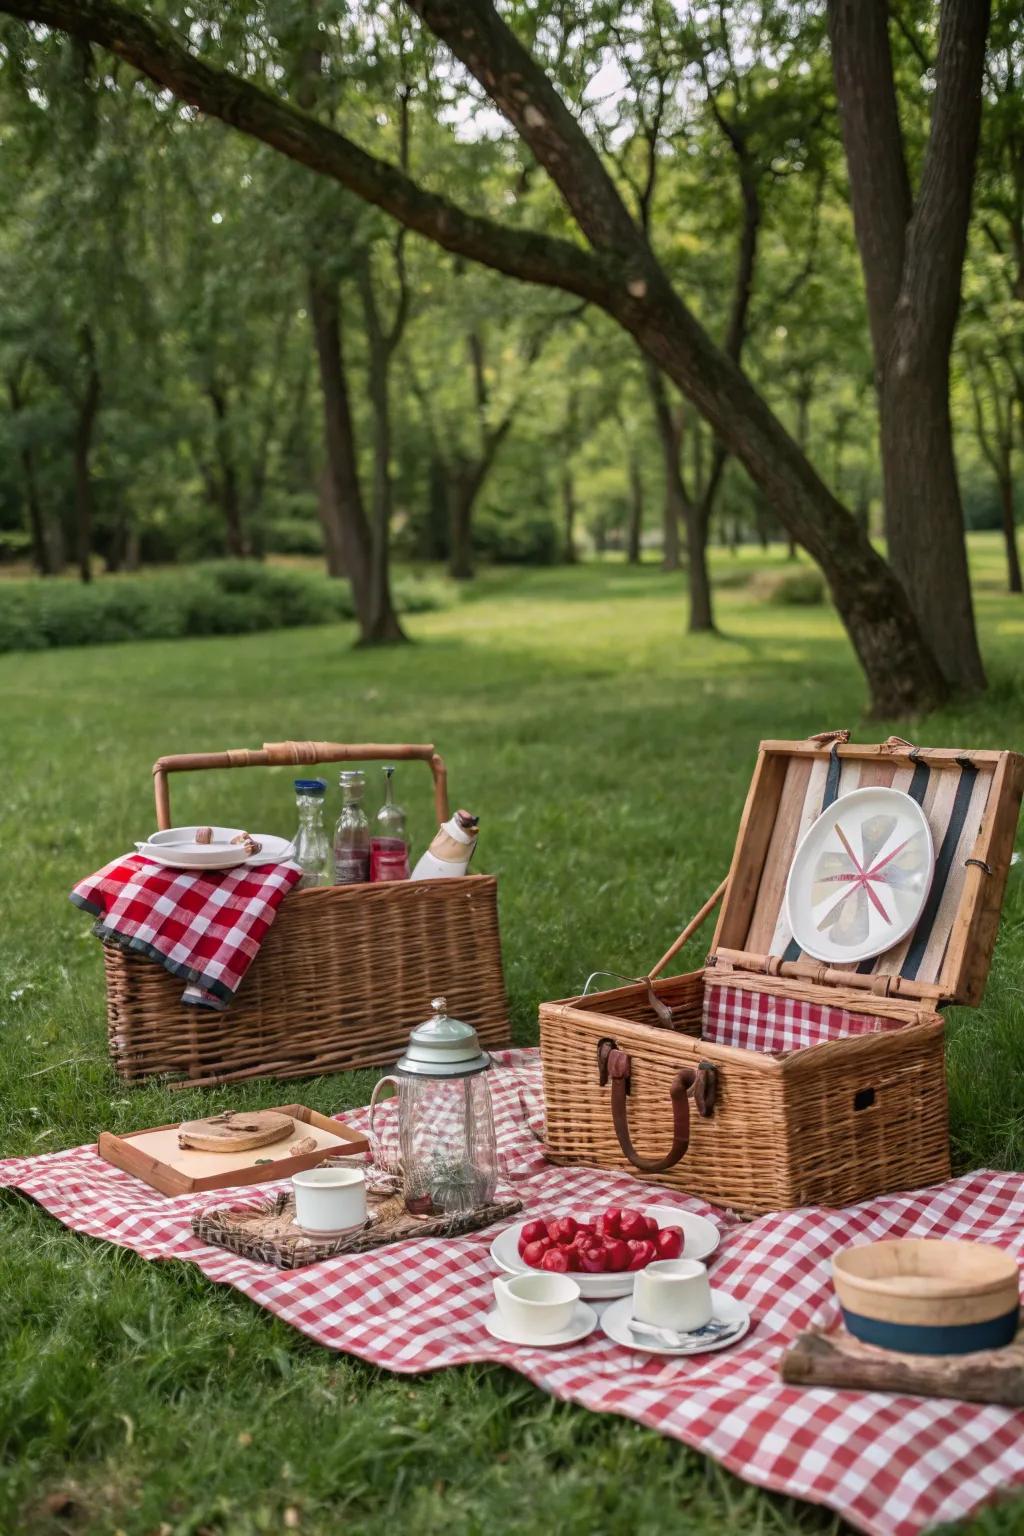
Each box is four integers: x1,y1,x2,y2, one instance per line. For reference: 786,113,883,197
152,741,449,829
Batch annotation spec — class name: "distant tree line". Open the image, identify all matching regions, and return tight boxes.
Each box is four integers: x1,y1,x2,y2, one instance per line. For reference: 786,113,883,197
0,0,1021,713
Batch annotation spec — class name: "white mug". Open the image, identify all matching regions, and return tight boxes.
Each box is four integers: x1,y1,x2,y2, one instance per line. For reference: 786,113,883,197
632,1258,712,1332
292,1166,367,1235
493,1272,579,1336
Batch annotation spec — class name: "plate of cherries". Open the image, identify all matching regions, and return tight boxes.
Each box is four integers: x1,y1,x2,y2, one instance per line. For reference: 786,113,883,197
490,1204,721,1300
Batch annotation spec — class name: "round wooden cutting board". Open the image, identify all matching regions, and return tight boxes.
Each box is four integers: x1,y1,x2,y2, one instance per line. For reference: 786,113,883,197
177,1110,296,1152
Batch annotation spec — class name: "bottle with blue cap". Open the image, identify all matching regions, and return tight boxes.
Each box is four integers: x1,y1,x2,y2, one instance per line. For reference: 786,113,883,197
292,778,331,888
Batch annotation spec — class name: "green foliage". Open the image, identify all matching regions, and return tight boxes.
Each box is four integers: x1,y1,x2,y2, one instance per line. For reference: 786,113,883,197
473,504,560,566
0,563,444,654
767,569,827,607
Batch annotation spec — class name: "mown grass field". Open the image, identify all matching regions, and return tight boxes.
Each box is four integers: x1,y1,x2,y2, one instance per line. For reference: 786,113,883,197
2,535,1023,1536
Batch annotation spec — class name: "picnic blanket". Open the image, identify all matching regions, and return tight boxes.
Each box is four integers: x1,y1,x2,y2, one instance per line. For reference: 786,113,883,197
2,1047,1024,1536
71,852,301,1008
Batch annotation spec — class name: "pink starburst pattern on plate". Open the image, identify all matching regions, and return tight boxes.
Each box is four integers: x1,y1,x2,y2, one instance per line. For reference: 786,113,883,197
810,812,929,949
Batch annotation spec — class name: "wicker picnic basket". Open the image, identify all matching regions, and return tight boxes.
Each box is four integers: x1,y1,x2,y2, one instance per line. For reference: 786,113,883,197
540,734,1024,1216
105,740,509,1088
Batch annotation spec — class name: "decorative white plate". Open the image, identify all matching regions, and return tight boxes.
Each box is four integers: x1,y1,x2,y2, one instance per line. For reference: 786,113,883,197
601,1290,750,1356
137,827,295,871
490,1205,720,1301
785,787,935,965
484,1300,597,1348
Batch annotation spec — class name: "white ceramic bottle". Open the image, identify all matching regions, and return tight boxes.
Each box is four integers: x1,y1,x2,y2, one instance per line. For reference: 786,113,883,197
410,810,479,880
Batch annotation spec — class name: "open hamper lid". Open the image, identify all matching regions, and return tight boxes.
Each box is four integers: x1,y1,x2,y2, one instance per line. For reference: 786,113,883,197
708,735,1024,1007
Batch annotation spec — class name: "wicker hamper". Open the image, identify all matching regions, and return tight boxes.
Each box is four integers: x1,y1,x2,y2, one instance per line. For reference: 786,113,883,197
540,734,1024,1216
105,740,509,1088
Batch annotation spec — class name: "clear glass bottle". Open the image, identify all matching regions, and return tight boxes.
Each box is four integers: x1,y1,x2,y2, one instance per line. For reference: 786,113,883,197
333,769,370,885
371,764,410,882
292,778,331,888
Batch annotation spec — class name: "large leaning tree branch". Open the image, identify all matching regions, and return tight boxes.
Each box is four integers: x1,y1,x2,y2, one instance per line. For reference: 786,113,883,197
0,0,613,305
0,0,948,713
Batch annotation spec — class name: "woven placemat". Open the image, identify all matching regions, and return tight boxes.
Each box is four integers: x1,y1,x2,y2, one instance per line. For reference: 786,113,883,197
192,1161,522,1269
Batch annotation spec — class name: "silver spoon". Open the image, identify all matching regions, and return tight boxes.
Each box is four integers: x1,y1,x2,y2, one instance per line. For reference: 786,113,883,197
627,1316,738,1348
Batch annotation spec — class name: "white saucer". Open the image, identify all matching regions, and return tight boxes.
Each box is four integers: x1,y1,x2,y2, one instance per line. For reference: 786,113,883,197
490,1205,720,1301
484,1300,597,1348
601,1290,750,1355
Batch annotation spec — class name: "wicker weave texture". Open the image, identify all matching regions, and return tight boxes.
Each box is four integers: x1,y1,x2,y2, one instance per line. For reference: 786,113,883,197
539,970,951,1216
106,875,508,1088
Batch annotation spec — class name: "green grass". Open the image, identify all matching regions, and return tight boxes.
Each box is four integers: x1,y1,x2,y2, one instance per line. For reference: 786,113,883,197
1,533,1023,1536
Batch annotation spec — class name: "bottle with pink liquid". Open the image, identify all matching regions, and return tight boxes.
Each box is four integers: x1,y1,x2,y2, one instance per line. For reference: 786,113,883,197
370,765,410,881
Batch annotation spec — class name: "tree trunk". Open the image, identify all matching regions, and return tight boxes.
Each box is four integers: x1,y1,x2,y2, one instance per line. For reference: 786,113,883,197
879,363,983,687
206,384,247,558
627,449,642,564
7,376,57,575
316,464,348,578
647,366,682,572
684,501,715,631
999,469,1022,594
359,281,407,644
448,466,476,580
73,329,101,585
423,454,450,560
561,465,577,564
307,272,375,635
828,0,988,696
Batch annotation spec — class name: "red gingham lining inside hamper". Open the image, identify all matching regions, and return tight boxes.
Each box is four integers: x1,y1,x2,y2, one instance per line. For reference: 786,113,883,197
701,980,907,1055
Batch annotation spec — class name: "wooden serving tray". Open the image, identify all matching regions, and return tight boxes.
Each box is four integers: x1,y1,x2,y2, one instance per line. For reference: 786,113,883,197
97,1103,370,1196
781,1325,1024,1406
193,1173,523,1269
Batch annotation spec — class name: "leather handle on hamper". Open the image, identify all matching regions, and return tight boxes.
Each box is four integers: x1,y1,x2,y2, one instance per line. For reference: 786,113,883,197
597,1038,716,1174
152,741,449,828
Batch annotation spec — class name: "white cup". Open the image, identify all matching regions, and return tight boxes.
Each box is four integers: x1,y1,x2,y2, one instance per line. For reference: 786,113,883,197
632,1258,712,1332
493,1272,580,1336
292,1166,367,1235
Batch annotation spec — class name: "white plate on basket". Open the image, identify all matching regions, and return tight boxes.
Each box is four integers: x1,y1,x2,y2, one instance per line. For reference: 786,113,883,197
490,1205,720,1301
785,787,934,965
601,1290,750,1356
137,827,295,871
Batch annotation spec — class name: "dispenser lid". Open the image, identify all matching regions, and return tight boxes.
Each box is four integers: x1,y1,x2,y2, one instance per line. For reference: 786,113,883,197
395,997,491,1078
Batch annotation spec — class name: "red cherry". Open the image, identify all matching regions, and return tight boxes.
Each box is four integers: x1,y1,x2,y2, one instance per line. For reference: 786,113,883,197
563,1244,583,1272
602,1207,625,1239
619,1210,648,1241
521,1219,547,1245
555,1216,578,1246
522,1240,549,1268
644,1215,660,1239
579,1246,607,1274
656,1227,685,1260
541,1248,570,1273
545,1219,562,1244
604,1238,630,1272
627,1239,657,1271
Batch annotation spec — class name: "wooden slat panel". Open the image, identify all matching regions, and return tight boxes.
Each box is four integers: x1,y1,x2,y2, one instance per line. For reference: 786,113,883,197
746,757,812,952
943,752,1024,1005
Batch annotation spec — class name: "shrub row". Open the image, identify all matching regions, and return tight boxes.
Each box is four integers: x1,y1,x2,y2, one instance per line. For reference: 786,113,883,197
0,563,443,654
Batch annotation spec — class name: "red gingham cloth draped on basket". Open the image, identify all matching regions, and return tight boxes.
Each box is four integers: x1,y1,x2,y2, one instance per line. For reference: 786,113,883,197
702,981,907,1054
2,1048,1024,1536
70,853,302,1009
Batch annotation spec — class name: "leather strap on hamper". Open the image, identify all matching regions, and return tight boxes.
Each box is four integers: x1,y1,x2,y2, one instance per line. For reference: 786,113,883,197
597,1038,716,1173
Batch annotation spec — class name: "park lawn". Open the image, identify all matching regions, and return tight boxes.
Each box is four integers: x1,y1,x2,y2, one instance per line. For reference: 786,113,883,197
1,533,1023,1536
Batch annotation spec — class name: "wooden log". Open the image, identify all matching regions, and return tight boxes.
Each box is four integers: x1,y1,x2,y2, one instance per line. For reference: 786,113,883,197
780,1327,1024,1406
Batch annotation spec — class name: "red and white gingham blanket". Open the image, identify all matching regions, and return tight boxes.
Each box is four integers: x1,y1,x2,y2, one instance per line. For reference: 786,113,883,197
71,853,302,1008
2,1048,1023,1536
